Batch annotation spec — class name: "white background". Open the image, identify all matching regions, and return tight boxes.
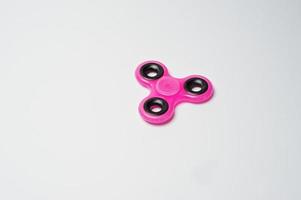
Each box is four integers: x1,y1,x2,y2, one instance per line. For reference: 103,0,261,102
0,0,300,199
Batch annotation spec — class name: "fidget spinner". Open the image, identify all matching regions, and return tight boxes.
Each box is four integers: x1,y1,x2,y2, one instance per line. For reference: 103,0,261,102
135,61,214,125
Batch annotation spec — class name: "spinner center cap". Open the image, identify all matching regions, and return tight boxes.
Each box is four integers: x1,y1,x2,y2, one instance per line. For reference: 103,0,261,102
156,77,180,96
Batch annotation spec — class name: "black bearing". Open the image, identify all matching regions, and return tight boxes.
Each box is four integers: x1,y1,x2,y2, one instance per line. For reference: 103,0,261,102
143,97,169,116
184,77,208,95
140,63,164,80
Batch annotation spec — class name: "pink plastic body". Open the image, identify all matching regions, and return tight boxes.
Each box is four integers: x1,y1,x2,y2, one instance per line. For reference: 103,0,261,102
135,61,214,125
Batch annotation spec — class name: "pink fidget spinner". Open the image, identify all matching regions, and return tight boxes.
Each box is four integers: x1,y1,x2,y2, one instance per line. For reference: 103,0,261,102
135,60,214,125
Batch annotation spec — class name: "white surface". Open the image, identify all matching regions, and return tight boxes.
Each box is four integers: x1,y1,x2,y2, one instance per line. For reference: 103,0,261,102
0,0,301,199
